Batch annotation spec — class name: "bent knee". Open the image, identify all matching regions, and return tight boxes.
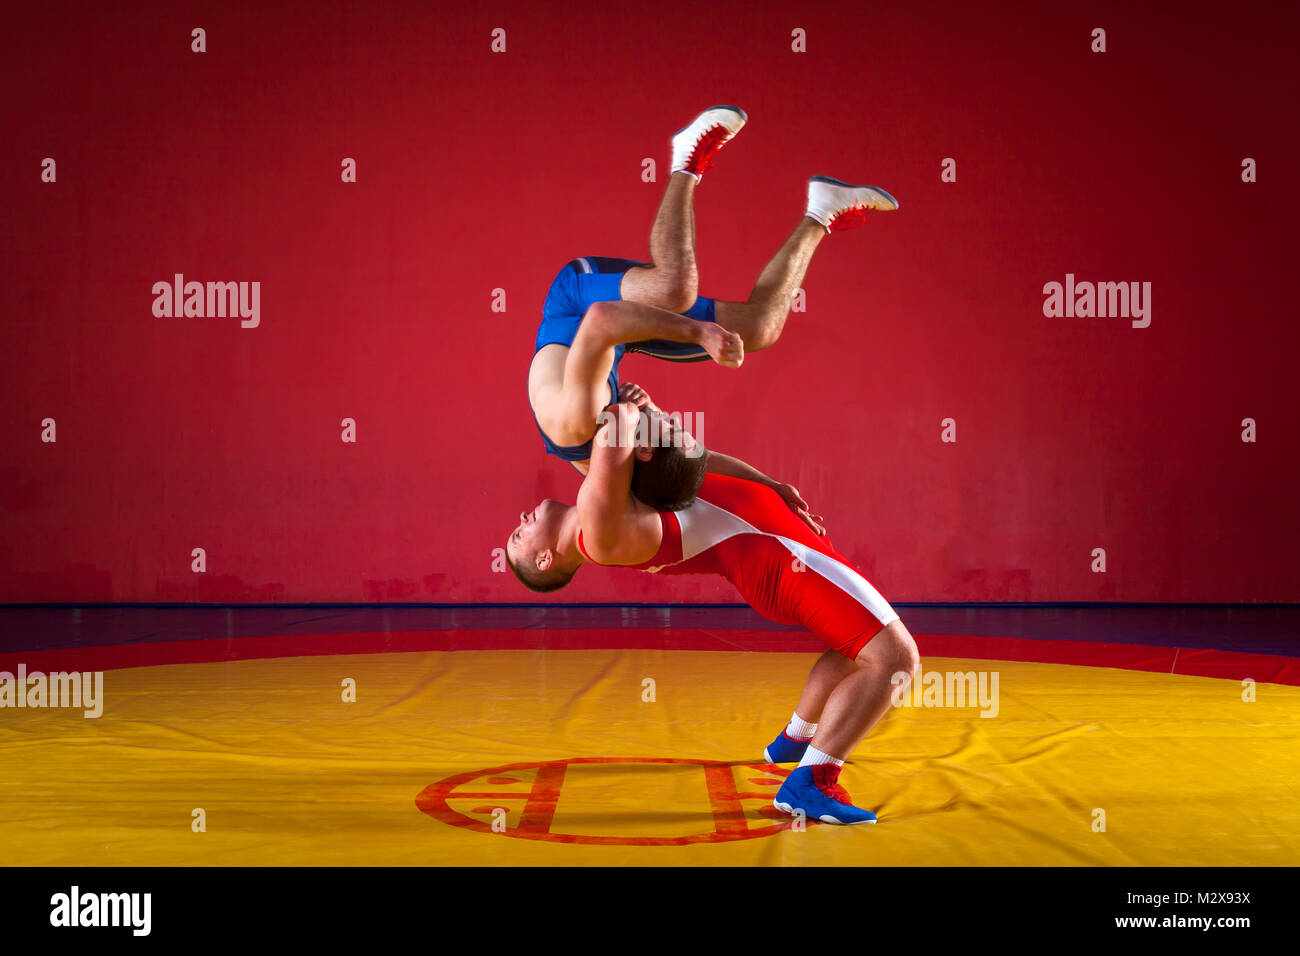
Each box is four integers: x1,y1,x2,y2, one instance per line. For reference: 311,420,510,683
731,306,785,352
742,324,781,352
662,281,697,315
629,266,696,314
857,620,920,678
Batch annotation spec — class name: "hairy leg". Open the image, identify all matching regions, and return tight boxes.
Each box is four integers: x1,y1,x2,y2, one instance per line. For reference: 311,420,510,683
714,217,825,351
619,172,699,313
791,649,860,723
807,621,920,759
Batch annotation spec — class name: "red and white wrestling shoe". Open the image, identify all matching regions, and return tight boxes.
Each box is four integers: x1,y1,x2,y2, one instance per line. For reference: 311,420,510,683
671,105,748,181
805,175,899,233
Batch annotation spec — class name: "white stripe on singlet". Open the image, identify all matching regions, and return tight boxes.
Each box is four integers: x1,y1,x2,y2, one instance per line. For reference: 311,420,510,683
652,499,899,627
576,257,594,273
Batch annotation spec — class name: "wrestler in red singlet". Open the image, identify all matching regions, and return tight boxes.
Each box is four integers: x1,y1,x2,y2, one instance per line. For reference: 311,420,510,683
578,473,899,660
504,401,918,824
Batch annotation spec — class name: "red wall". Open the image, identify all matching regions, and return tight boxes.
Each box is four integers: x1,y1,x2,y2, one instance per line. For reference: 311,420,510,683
2,1,1296,603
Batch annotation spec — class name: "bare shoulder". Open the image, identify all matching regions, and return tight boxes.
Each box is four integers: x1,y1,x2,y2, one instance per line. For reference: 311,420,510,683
579,496,663,566
528,345,569,409
529,345,586,443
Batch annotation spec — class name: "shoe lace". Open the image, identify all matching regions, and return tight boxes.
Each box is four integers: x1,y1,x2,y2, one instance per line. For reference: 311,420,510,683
689,125,730,175
812,764,852,805
829,205,870,231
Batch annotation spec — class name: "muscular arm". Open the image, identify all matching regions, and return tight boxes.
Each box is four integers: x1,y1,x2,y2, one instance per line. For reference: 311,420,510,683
703,450,783,488
548,300,743,449
576,402,665,565
704,450,826,535
614,381,827,535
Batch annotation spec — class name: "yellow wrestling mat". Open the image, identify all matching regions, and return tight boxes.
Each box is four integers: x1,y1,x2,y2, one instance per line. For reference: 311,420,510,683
3,649,1298,865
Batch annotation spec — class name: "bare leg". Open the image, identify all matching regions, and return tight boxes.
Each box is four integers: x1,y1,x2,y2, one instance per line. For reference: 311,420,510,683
619,172,699,313
791,649,859,723
807,621,920,759
714,217,825,351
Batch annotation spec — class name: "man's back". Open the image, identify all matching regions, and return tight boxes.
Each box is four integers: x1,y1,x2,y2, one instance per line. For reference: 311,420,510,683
620,474,899,658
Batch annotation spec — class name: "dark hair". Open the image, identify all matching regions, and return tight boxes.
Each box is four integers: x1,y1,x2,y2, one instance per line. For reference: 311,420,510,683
507,550,578,593
632,442,707,511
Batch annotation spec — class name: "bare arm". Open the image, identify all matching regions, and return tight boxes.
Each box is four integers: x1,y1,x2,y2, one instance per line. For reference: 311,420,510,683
553,301,744,445
573,301,740,370
703,449,781,487
617,382,828,536
704,450,825,535
576,402,665,564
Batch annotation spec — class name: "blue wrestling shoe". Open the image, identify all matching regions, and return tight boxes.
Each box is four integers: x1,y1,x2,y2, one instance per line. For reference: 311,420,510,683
763,730,812,764
773,765,877,825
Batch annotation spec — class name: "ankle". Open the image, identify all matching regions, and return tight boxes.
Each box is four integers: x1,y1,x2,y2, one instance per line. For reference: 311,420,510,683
797,745,845,768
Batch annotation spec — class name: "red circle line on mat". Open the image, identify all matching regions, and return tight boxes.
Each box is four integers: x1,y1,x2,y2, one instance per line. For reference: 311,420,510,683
415,758,795,846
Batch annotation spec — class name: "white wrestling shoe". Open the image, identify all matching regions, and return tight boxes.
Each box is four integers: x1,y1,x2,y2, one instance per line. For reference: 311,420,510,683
805,175,899,233
671,105,748,181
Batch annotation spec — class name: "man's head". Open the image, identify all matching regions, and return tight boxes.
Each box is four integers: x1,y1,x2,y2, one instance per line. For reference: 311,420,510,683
630,408,707,511
504,499,579,593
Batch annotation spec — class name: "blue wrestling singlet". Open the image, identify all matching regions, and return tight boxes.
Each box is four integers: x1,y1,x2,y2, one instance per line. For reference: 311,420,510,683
531,256,719,462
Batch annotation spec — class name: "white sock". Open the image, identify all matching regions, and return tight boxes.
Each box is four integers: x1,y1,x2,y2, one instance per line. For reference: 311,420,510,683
785,712,818,740
797,745,844,769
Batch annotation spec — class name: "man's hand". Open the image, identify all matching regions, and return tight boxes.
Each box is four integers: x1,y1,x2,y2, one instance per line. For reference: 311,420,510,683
697,324,744,368
618,381,660,412
774,482,825,536
594,400,642,449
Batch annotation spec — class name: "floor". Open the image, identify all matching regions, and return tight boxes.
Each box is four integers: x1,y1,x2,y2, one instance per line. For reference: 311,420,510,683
1,605,1297,865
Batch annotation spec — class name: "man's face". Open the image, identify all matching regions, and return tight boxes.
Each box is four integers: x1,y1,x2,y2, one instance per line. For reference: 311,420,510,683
505,498,563,567
636,408,699,460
